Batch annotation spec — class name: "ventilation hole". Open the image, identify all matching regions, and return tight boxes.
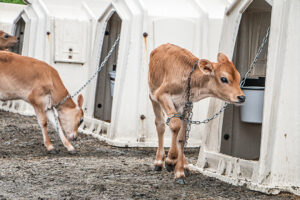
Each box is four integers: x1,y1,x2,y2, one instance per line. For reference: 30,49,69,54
224,134,230,140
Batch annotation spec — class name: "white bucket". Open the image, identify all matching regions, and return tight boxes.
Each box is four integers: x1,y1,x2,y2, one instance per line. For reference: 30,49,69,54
240,86,264,124
109,71,116,97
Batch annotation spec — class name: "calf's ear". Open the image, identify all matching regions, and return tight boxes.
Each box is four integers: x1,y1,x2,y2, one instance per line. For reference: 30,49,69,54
77,94,84,108
199,59,213,75
217,52,229,63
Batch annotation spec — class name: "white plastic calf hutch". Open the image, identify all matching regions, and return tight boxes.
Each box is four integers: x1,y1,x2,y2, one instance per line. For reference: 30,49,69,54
191,0,300,195
2,0,229,147
84,0,229,147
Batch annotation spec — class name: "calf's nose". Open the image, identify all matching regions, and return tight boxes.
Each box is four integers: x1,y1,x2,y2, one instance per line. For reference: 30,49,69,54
237,95,246,103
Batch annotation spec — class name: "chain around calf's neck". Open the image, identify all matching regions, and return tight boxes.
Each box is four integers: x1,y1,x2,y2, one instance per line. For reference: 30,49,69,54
165,27,270,146
165,60,199,146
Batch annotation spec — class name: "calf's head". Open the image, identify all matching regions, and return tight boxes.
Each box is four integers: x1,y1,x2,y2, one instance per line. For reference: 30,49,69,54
199,53,245,104
0,31,18,50
59,94,84,141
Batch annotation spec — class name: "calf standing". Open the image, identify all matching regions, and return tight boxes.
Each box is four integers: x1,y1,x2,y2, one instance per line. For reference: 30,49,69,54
0,51,84,153
0,30,18,50
148,44,245,183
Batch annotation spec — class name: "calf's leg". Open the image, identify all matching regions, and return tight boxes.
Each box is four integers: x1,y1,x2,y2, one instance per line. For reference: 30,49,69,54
154,90,190,177
174,121,188,184
165,117,180,171
34,107,55,152
28,91,55,152
154,92,181,171
46,109,75,152
150,97,165,171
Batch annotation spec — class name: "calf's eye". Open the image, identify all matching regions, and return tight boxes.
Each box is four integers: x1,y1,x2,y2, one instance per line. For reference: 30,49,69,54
221,77,228,84
4,34,9,39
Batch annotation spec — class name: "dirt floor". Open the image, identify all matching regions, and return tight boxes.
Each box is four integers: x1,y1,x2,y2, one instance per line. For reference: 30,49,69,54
0,110,299,200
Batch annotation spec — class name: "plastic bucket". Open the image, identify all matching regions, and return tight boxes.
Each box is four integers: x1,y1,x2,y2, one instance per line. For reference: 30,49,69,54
109,71,116,97
240,86,264,124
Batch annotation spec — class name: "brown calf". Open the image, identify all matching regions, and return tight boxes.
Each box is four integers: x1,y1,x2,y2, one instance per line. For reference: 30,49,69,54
0,51,84,153
0,30,18,50
148,43,245,183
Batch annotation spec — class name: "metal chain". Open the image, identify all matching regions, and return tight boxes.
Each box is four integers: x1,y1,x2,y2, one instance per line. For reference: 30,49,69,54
53,107,60,133
181,60,198,144
166,27,270,145
239,27,270,88
54,35,121,109
51,35,120,134
165,60,199,126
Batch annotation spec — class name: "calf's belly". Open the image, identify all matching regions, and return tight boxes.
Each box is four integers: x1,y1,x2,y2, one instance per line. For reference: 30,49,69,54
0,79,29,101
0,91,22,101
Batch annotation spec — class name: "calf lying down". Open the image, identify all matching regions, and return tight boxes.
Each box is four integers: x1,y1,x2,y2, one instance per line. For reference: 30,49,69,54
0,51,84,153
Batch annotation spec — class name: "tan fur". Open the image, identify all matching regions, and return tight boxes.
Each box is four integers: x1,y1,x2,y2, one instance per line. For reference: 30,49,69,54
0,30,18,50
0,51,84,152
148,43,244,180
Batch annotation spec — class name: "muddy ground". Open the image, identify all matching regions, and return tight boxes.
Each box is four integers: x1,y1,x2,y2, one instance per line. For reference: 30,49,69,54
0,110,298,200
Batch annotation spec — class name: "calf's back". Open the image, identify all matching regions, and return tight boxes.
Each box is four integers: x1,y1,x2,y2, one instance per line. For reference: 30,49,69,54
0,51,68,104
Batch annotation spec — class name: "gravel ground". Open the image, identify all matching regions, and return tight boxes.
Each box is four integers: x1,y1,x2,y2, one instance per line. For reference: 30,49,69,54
0,110,299,200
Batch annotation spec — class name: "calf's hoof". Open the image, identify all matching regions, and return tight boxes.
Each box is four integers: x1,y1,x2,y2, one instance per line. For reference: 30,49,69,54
47,149,59,154
68,150,77,155
175,178,186,185
165,163,175,172
154,166,162,171
184,169,190,177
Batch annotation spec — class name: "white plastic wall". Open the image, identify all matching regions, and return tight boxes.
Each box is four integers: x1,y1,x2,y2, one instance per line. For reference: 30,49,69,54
0,3,25,33
192,0,300,195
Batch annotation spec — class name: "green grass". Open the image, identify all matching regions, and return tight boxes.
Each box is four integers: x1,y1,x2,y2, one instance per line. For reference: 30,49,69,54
0,0,25,4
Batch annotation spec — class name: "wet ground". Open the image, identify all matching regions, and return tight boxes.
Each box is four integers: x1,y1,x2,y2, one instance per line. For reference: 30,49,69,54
0,110,299,199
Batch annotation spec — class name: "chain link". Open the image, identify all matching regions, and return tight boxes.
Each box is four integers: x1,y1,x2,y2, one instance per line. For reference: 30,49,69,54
239,27,270,88
54,35,120,109
166,27,270,145
51,35,120,134
182,60,198,144
53,107,60,133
